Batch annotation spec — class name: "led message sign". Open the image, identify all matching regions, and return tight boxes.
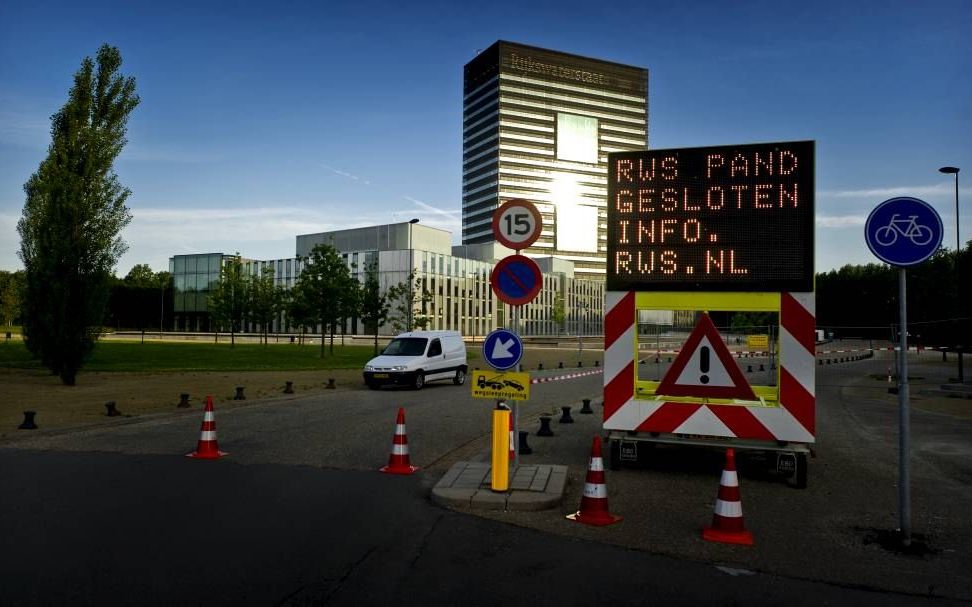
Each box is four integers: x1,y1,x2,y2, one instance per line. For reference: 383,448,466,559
607,141,814,292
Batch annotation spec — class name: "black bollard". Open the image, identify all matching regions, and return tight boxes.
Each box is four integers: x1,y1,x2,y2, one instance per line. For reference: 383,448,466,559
537,416,554,437
747,365,753,373
518,431,533,455
105,401,121,417
19,411,37,430
759,364,765,372
578,361,583,368
326,378,336,389
538,362,543,371
178,393,191,408
558,362,564,369
284,381,294,394
559,406,574,424
668,357,673,363
594,360,599,367
234,386,246,400
580,398,593,414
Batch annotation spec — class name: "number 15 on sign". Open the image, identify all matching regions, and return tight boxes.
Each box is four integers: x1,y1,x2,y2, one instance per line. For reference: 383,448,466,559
492,199,542,250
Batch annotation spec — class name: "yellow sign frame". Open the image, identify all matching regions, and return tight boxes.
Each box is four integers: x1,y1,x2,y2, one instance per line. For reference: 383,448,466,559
471,370,531,400
635,291,781,405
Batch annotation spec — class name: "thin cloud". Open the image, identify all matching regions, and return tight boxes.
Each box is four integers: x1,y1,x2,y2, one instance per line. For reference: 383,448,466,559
816,215,866,228
403,196,461,218
819,183,968,199
319,164,371,185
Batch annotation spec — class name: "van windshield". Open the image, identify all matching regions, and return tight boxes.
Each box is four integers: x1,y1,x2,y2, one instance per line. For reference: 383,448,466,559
381,338,428,356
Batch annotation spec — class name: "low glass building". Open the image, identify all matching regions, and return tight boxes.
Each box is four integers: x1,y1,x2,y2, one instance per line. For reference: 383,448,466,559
169,221,603,337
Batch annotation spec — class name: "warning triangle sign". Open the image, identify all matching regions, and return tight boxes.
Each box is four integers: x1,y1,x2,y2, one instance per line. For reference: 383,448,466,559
655,313,757,400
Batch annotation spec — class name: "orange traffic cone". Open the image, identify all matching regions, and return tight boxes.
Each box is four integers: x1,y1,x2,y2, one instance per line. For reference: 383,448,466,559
702,448,753,545
380,407,419,475
567,436,622,526
186,395,227,459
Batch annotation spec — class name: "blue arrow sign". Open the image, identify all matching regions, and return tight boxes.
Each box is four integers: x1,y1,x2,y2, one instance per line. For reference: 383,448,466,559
483,328,524,371
865,197,943,267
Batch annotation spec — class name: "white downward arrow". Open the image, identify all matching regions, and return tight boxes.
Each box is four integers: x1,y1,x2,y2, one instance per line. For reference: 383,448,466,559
491,338,516,359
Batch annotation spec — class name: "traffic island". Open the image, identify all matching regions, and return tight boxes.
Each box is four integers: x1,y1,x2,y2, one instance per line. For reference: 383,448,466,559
431,461,568,512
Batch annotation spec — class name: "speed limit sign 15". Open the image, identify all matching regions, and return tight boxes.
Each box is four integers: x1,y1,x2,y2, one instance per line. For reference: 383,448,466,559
492,199,542,250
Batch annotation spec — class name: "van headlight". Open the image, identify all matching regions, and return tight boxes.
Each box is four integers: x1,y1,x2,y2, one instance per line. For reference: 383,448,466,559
364,365,374,371
391,366,406,371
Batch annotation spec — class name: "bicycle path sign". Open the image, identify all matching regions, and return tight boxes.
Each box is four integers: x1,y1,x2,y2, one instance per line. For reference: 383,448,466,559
865,197,943,266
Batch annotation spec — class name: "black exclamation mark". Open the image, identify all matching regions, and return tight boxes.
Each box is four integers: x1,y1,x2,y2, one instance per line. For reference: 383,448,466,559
700,346,710,384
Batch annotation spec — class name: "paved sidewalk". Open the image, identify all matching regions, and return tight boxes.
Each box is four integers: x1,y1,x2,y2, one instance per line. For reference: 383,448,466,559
431,461,568,511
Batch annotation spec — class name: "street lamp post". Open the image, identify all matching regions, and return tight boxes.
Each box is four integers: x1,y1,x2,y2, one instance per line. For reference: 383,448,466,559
939,166,960,251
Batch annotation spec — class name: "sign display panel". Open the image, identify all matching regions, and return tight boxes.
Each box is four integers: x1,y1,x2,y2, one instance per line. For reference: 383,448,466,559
607,141,814,292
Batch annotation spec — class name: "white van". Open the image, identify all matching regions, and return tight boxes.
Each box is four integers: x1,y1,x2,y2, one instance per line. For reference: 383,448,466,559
363,331,468,390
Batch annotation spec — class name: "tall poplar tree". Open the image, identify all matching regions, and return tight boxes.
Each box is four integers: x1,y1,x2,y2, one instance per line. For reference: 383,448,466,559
17,44,139,385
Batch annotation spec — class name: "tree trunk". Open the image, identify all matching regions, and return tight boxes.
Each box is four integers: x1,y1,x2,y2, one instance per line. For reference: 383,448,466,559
373,329,378,356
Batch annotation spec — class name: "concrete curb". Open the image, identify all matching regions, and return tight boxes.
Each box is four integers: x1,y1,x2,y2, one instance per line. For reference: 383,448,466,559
431,461,568,511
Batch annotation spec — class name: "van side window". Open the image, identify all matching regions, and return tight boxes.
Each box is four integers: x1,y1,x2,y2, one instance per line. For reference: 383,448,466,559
427,339,442,357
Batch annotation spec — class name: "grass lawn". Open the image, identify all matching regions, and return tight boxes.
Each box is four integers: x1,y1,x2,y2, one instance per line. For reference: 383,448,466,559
0,339,378,372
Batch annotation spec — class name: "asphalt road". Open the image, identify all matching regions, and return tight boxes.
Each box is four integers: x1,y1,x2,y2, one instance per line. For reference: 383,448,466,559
2,352,970,605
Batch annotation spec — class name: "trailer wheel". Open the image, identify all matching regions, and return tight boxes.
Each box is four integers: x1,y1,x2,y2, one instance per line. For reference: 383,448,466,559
793,452,808,489
609,439,622,471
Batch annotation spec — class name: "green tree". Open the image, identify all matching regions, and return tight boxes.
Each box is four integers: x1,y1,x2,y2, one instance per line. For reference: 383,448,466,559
295,244,352,356
388,271,432,332
552,292,566,336
358,261,391,355
286,281,316,345
248,266,284,345
17,44,139,385
336,267,361,347
124,263,156,287
0,270,25,327
208,255,249,347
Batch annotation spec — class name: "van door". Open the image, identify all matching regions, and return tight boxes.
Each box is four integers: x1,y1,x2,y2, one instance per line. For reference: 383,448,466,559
426,338,448,379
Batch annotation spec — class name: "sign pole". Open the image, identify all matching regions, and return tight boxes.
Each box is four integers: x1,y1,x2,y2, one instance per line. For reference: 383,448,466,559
512,304,520,466
897,267,911,546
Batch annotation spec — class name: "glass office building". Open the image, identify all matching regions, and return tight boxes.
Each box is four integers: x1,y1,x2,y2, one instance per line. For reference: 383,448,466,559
462,41,648,279
169,222,604,336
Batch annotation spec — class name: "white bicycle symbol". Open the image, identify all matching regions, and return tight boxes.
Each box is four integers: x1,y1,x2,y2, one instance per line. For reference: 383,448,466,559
874,214,934,246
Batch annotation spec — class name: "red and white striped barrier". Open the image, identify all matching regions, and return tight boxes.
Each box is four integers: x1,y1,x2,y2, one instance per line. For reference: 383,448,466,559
530,368,603,384
604,292,816,443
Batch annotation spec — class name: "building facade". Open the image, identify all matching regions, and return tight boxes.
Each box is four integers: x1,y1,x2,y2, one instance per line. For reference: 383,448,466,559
462,41,648,279
169,222,604,337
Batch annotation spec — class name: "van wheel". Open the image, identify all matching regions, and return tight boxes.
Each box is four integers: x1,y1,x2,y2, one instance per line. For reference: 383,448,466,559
413,371,425,390
453,368,466,385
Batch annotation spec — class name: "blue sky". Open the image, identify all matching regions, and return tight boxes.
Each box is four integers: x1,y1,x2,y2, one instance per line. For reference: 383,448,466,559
1,0,969,275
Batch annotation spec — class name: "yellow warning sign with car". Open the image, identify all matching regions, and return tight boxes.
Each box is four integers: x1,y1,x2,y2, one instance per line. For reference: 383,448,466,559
471,370,531,400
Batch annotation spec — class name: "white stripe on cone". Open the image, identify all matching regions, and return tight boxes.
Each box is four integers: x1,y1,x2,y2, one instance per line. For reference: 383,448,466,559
583,483,608,499
588,457,604,472
392,444,409,455
199,431,217,441
720,470,739,487
203,412,215,422
396,424,406,434
714,499,743,518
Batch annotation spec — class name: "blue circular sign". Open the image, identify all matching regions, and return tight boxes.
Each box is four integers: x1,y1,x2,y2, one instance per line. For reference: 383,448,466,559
483,329,524,370
490,255,542,306
865,197,943,267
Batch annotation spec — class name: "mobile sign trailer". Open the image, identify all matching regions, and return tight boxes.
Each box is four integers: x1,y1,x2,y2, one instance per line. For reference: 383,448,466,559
603,141,816,487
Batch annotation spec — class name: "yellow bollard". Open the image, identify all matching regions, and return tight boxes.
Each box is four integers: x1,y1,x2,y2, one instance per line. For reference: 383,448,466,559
491,407,511,492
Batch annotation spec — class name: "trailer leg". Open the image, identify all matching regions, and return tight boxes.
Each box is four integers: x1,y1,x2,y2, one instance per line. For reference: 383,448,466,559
609,438,622,471
794,452,808,489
